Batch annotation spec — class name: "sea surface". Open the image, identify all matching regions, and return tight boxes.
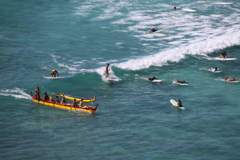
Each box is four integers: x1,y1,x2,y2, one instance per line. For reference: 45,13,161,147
1,0,240,159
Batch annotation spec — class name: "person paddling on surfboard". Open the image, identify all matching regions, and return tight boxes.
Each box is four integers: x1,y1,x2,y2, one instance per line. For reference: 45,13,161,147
149,28,157,33
176,79,187,84
224,75,236,82
50,70,59,77
173,6,181,10
178,100,183,107
105,63,110,78
148,76,158,81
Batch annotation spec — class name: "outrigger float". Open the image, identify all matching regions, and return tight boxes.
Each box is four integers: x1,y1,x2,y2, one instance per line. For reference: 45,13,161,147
30,92,98,113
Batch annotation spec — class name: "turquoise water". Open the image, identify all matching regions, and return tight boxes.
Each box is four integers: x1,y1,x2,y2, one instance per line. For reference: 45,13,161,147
1,0,240,159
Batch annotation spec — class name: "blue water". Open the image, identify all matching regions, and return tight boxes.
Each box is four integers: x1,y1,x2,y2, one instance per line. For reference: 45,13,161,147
1,0,240,159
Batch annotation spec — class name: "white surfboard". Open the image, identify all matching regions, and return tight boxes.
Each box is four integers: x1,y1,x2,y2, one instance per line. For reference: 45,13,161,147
105,77,120,81
181,7,196,12
151,30,164,33
204,68,221,73
43,76,65,79
212,2,233,4
142,77,162,82
214,57,237,61
170,99,185,109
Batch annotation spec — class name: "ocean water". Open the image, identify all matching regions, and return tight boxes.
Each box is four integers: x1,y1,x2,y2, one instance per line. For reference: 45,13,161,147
1,0,240,159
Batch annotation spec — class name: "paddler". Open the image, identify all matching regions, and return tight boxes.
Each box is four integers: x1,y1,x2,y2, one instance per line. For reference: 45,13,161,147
224,75,236,82
149,28,157,33
43,92,49,101
105,63,110,78
148,76,158,80
35,87,41,101
50,70,59,77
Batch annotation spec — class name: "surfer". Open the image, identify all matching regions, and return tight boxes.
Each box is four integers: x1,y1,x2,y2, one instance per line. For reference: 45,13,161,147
220,51,227,58
149,28,157,33
50,70,59,77
214,67,219,71
105,63,110,78
178,100,183,107
176,79,187,84
173,7,181,10
224,75,236,82
43,92,49,101
35,87,41,101
148,76,158,80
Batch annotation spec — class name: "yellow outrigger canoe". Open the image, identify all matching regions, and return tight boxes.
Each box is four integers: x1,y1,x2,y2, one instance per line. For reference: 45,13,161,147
59,94,96,102
30,93,98,113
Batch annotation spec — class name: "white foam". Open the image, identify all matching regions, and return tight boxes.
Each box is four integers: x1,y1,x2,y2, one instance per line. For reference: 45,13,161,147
0,88,31,100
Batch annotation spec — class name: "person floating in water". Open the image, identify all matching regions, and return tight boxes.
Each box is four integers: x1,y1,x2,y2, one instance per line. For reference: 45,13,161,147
105,63,110,78
149,28,157,33
220,51,227,58
50,70,59,77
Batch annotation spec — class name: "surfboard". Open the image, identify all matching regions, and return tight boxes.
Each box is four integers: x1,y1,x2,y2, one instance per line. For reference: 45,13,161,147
170,99,185,109
220,79,239,83
151,30,164,33
173,80,189,85
181,7,196,12
43,76,65,79
212,2,233,4
214,57,237,61
142,77,162,82
204,68,221,73
105,77,120,81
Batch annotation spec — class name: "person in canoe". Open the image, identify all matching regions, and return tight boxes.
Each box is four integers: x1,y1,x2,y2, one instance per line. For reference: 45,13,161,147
50,70,59,77
72,99,79,107
43,92,49,101
148,76,158,80
105,63,110,78
61,95,67,104
55,96,60,104
224,75,236,82
178,100,183,107
220,51,227,58
79,100,83,107
35,87,41,101
149,28,157,33
49,95,55,103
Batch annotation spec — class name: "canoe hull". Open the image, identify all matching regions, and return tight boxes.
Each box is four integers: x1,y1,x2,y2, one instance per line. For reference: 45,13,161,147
31,96,97,113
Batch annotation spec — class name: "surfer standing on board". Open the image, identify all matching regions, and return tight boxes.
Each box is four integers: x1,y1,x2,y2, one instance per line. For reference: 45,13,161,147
50,70,59,77
220,51,227,58
105,63,110,78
